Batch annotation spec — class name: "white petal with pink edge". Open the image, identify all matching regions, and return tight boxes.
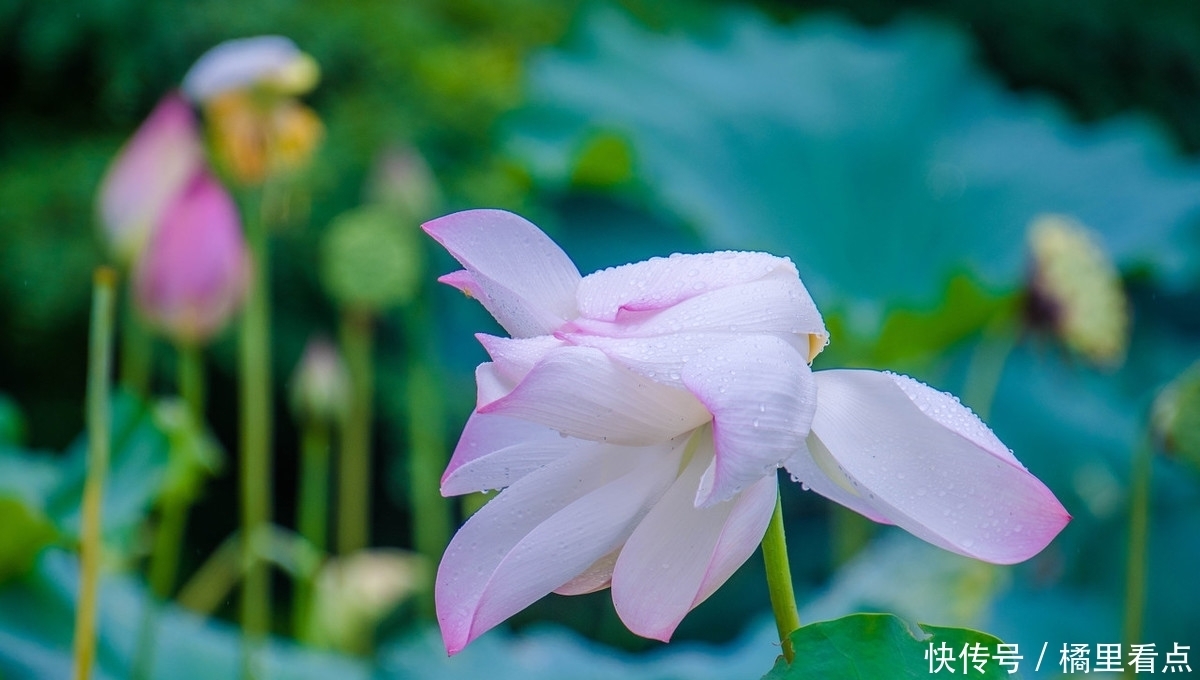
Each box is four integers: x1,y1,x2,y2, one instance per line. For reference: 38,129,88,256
576,251,797,321
480,346,710,446
611,433,777,641
424,210,581,338
440,411,596,496
681,336,816,506
804,369,1071,564
435,442,682,655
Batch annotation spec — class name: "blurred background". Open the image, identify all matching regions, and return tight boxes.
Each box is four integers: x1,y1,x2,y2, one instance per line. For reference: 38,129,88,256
1,0,1199,678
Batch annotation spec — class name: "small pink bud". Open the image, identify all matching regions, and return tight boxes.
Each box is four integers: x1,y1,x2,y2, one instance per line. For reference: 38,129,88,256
96,92,206,264
133,170,249,345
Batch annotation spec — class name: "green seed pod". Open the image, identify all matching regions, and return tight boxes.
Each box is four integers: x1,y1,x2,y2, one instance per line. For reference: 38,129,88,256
1152,362,1200,469
1026,214,1129,367
320,205,423,310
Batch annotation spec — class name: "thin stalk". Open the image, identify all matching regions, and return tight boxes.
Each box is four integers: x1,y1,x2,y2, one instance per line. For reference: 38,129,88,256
72,267,117,680
337,306,374,555
239,193,273,678
178,343,205,424
119,286,153,397
406,361,450,617
132,342,207,680
293,420,330,639
962,304,1019,420
1122,434,1153,665
761,488,800,664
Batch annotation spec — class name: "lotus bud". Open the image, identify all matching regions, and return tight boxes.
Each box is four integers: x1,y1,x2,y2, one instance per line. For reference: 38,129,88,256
289,337,351,425
133,170,249,345
319,205,423,311
96,93,205,264
1025,214,1129,366
306,549,426,654
367,147,441,221
1152,362,1200,469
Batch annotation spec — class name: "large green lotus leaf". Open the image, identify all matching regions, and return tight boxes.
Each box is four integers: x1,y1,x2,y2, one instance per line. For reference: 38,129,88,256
0,550,787,680
0,550,369,680
509,9,1200,333
762,613,1015,679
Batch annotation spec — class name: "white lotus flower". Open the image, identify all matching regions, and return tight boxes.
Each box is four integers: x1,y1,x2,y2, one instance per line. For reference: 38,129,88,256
426,209,1069,654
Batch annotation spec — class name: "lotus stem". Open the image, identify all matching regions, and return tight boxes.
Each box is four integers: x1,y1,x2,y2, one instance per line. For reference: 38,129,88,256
1122,433,1153,663
293,419,330,639
119,287,153,398
239,192,273,678
72,267,117,680
761,488,800,664
337,306,374,554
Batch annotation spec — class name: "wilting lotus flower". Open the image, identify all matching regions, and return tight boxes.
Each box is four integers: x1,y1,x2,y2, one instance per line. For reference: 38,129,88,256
133,170,249,345
96,92,205,264
182,35,323,186
427,210,1069,654
182,35,319,103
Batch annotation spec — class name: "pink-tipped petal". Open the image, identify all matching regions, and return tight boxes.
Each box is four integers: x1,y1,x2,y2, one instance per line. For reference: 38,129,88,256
476,333,564,384
480,346,710,446
804,370,1070,564
682,336,816,506
577,251,804,319
612,436,776,641
424,210,581,338
438,270,483,299
436,444,680,655
133,170,248,344
97,92,205,263
440,412,594,496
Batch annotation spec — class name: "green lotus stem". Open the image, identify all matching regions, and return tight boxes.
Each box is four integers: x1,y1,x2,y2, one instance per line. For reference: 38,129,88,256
407,360,450,615
1122,433,1153,658
72,267,117,680
962,302,1019,420
293,420,331,639
119,287,153,398
337,306,374,555
761,489,800,664
239,193,273,678
402,297,450,617
830,505,873,567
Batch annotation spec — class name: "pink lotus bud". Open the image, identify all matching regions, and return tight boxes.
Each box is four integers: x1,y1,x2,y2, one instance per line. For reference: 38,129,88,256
133,170,249,345
96,92,206,264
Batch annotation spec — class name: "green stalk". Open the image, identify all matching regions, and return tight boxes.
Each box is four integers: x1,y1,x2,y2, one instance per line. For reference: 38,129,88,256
337,306,374,555
72,267,117,680
402,297,451,618
239,194,273,678
406,361,450,616
962,303,1019,420
119,286,153,398
178,343,205,424
293,420,330,639
761,489,800,664
1122,434,1153,663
